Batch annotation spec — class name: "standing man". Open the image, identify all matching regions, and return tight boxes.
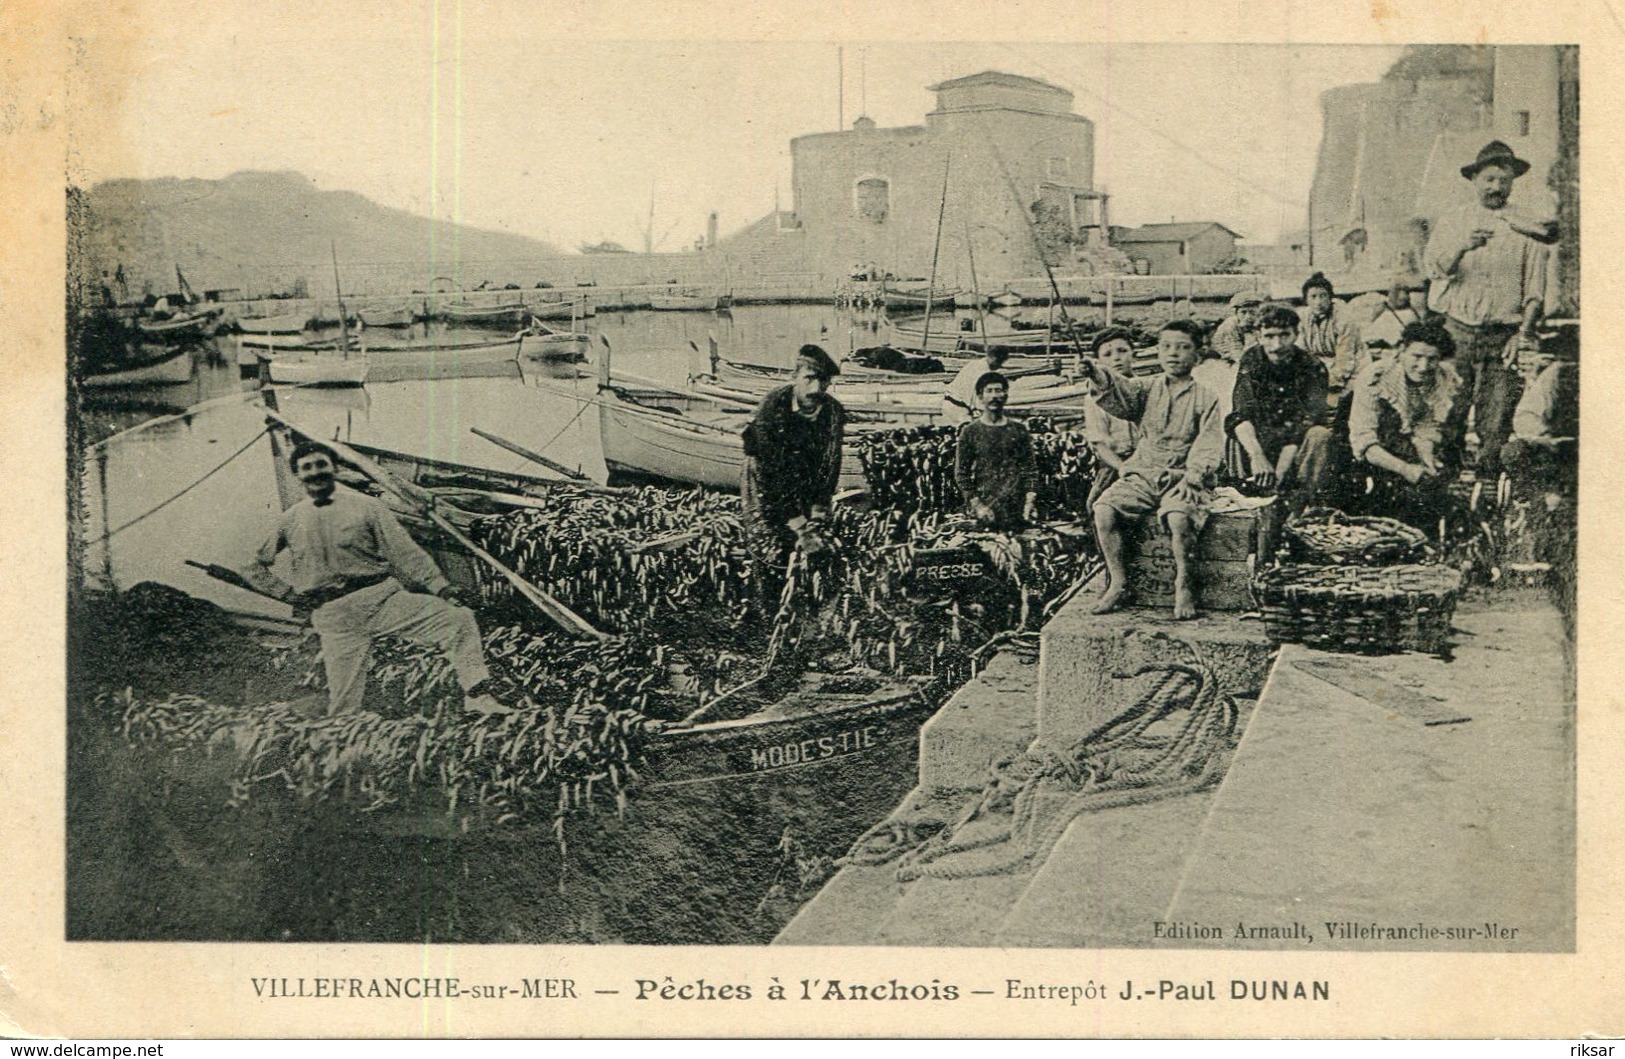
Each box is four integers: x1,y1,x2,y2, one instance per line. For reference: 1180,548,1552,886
246,441,506,716
1298,271,1362,391
1077,320,1224,620
954,371,1039,530
943,345,1013,424
1424,140,1558,485
740,344,847,598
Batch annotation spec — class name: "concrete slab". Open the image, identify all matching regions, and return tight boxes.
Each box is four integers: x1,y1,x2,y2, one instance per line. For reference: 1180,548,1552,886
1161,598,1573,951
917,649,1041,792
995,793,1221,948
1038,580,1274,749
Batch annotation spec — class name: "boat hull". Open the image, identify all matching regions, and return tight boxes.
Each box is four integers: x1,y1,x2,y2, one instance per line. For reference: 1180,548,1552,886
238,312,311,334
356,306,417,328
439,303,527,327
259,352,370,386
525,298,597,321
648,293,720,311
518,331,591,362
82,347,195,388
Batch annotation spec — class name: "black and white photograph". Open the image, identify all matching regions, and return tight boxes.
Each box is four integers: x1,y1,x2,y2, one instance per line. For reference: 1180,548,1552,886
5,0,1617,1040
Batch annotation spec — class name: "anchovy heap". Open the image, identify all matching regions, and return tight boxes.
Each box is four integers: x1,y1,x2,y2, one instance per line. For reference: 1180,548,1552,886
854,420,1097,518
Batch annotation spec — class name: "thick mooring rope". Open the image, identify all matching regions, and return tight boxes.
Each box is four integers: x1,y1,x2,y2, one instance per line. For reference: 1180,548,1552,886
840,639,1241,881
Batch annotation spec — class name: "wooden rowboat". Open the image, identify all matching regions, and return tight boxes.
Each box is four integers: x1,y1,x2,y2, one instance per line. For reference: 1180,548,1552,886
237,311,312,334
439,301,527,327
356,305,418,328
517,329,591,363
524,296,596,321
257,350,369,386
135,313,212,342
256,411,951,792
648,289,720,312
82,345,195,389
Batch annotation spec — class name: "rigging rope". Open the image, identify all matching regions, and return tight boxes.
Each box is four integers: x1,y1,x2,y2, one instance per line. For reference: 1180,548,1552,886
86,426,271,547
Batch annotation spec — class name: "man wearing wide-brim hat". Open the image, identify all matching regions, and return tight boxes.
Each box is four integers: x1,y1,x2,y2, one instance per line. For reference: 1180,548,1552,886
1423,139,1560,485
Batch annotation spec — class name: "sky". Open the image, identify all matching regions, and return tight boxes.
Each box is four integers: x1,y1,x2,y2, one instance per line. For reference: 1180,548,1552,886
69,10,1405,252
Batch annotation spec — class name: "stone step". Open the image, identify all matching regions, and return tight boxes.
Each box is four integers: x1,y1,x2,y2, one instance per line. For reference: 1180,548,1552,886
1037,577,1275,750
917,648,1041,792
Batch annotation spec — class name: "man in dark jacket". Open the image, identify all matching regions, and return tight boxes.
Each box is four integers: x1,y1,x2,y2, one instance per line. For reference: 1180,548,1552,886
741,344,846,595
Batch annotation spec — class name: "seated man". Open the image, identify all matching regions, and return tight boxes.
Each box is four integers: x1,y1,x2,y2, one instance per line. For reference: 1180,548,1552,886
1076,320,1224,620
1299,271,1362,391
954,371,1039,530
1345,321,1468,529
1361,273,1426,349
1081,326,1141,511
1227,303,1334,534
1500,331,1578,506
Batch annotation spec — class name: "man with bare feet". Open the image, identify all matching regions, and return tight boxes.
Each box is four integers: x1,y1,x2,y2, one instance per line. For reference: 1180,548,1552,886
1076,320,1224,620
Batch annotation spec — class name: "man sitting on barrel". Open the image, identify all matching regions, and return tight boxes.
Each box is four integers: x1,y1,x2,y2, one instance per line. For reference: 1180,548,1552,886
1227,303,1334,557
1345,320,1467,530
1076,319,1224,620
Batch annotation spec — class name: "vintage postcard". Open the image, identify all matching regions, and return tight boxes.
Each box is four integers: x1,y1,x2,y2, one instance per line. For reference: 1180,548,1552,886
3,0,1621,1040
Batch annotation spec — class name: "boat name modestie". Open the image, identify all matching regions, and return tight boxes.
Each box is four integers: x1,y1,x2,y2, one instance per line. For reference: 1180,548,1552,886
748,726,878,771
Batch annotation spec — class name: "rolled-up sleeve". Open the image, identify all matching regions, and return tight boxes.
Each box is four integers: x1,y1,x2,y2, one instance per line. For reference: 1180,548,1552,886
1348,383,1383,463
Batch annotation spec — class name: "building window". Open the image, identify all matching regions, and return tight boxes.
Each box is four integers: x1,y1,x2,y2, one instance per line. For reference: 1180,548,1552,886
855,178,889,224
1516,110,1531,136
1047,157,1069,181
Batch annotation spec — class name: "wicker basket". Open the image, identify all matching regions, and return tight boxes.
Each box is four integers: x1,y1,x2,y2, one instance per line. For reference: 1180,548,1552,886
1252,563,1463,654
1285,507,1430,566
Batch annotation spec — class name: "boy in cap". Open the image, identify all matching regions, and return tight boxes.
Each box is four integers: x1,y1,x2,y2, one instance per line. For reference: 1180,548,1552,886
1210,291,1263,364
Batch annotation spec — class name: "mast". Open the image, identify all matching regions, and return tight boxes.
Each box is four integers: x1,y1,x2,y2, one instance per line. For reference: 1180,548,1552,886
921,155,951,357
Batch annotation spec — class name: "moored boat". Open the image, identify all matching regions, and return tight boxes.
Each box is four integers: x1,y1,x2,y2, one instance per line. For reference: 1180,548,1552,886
356,304,418,328
82,345,195,389
237,311,312,334
439,301,527,327
135,312,212,343
524,296,596,321
257,349,369,386
517,328,591,363
881,285,959,312
648,289,721,312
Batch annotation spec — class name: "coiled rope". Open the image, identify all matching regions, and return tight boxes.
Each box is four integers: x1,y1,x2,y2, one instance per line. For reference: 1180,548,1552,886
840,637,1240,881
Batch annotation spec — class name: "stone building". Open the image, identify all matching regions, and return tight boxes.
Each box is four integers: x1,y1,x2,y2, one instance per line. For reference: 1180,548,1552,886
1307,44,1577,310
718,71,1105,289
1111,222,1242,276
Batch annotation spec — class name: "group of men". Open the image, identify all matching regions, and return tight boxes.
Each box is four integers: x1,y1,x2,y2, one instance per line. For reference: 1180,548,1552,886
250,140,1572,717
946,138,1571,621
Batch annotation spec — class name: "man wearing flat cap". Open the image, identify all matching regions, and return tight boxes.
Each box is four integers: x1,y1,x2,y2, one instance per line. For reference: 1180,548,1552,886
741,344,847,596
1210,291,1263,365
1424,140,1559,485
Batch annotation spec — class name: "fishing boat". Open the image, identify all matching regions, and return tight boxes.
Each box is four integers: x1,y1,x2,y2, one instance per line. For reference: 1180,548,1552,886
524,296,597,321
135,312,212,343
257,349,369,386
648,288,721,312
237,310,312,335
439,301,528,327
365,335,524,383
880,285,959,312
238,333,359,352
517,327,591,363
356,304,418,328
82,345,195,389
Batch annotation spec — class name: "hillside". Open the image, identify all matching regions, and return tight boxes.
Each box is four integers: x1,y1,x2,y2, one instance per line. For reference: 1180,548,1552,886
74,170,564,298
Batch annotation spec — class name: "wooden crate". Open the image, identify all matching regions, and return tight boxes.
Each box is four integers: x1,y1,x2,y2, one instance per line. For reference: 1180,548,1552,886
1129,506,1264,612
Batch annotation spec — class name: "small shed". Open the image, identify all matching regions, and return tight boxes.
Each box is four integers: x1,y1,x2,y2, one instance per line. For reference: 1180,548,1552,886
1112,222,1243,275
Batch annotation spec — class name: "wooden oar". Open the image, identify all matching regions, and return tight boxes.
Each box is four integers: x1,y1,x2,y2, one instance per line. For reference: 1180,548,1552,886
469,426,589,481
261,405,608,640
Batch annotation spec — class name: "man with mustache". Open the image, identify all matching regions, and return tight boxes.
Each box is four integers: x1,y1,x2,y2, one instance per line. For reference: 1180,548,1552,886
246,440,506,716
954,371,1039,530
1424,140,1558,486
